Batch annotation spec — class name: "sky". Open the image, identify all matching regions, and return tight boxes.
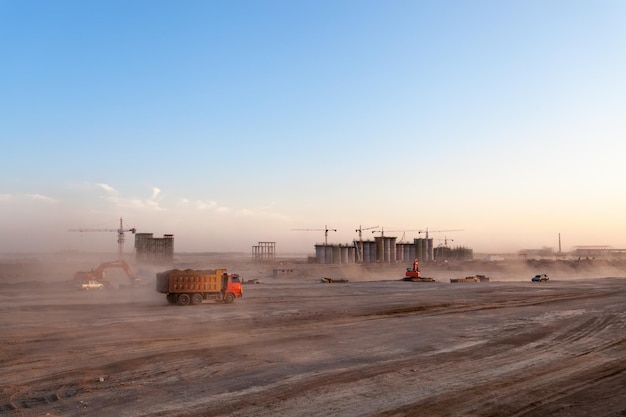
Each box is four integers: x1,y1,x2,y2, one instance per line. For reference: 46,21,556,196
1,0,625,256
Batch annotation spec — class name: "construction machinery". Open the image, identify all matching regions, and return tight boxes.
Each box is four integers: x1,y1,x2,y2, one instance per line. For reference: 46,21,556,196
450,275,489,283
402,258,436,282
418,228,463,239
292,225,337,245
74,260,139,288
68,217,137,260
156,268,243,306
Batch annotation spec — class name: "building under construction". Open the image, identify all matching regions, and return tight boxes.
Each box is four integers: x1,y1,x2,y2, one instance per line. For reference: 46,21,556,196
315,237,472,265
252,242,276,263
135,233,174,263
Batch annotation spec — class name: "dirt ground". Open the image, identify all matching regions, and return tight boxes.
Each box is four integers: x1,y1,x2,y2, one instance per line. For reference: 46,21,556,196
1,255,626,416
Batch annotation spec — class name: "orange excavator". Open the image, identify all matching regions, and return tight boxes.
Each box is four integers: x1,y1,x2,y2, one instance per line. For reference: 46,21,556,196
402,258,436,282
74,260,139,288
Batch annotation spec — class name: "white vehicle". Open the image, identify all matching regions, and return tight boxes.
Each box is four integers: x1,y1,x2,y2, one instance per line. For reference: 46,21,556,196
80,280,104,290
531,274,549,282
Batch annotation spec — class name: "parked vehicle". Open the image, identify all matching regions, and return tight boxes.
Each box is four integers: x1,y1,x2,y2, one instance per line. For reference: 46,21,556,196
156,268,243,306
532,274,549,282
79,280,105,290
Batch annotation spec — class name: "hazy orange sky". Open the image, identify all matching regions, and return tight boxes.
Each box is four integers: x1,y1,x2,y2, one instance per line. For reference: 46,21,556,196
2,1,625,255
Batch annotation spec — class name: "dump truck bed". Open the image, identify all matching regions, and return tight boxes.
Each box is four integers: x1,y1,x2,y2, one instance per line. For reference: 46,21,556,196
156,269,226,294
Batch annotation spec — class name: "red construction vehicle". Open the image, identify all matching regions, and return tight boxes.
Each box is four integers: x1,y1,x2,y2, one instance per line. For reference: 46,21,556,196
74,260,139,288
156,268,243,306
402,258,436,282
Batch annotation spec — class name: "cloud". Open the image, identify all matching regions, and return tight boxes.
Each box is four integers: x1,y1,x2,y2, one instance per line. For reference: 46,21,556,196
0,193,55,203
144,199,164,211
107,196,166,212
189,198,289,220
88,184,166,212
96,183,117,193
195,200,219,210
25,193,57,203
191,199,235,213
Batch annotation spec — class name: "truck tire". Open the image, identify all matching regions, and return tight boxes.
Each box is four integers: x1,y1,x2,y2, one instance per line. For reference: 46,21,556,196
191,293,203,305
224,293,235,304
177,293,191,306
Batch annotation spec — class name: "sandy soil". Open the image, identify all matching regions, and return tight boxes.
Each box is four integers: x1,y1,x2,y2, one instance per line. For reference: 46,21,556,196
1,256,626,416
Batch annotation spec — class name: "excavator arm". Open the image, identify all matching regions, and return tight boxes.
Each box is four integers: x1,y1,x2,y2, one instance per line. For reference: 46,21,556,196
74,260,138,285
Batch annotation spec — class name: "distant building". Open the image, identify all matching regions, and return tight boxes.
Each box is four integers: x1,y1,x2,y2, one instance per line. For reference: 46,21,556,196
135,233,174,263
570,246,626,259
312,238,460,264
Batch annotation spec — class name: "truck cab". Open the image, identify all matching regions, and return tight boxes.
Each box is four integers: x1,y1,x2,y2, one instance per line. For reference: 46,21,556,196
223,273,243,302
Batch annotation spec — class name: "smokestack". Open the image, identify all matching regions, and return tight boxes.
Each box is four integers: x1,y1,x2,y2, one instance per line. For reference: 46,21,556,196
558,233,562,253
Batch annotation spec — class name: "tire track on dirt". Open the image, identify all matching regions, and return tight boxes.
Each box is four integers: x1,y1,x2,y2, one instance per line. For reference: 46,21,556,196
2,282,624,416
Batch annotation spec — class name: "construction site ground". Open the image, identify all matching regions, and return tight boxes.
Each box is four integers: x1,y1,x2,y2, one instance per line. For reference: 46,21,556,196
1,254,626,416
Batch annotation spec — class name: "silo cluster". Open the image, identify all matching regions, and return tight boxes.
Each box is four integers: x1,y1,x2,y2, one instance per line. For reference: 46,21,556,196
315,244,357,264
314,237,433,264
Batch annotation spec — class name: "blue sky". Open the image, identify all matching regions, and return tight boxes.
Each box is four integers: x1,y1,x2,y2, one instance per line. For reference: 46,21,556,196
1,0,625,255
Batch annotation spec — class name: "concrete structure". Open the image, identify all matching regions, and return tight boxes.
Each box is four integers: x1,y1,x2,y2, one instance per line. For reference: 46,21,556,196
273,268,294,278
313,237,434,265
135,233,174,263
314,244,357,264
375,236,397,263
252,242,276,263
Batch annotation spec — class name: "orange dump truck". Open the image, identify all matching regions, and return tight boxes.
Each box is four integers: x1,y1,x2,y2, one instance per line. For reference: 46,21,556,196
156,268,243,306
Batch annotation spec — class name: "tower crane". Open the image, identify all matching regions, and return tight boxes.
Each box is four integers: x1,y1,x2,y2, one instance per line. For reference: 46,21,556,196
438,236,454,246
433,237,455,262
372,228,420,242
388,229,421,243
418,228,463,240
68,217,137,260
291,225,337,245
355,225,378,263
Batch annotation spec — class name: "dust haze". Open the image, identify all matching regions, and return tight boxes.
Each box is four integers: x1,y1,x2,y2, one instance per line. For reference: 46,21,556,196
1,253,626,416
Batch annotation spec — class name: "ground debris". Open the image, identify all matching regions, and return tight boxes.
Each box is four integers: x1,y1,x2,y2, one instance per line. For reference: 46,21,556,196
320,277,349,284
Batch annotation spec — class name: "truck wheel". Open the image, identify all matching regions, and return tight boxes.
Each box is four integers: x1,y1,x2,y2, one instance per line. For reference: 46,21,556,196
177,293,191,306
224,293,235,304
191,293,203,305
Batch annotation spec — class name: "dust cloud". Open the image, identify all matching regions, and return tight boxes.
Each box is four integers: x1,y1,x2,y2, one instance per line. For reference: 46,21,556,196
1,253,626,416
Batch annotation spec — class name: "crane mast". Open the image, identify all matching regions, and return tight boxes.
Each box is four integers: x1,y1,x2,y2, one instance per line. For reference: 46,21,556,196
355,225,378,263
